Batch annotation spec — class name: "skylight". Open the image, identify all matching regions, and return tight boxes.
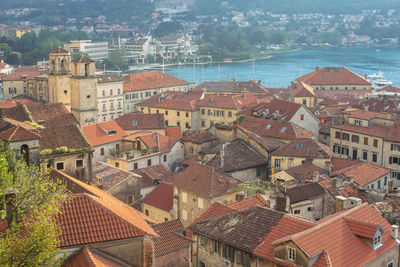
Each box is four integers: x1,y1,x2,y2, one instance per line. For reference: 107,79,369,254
266,124,271,129
281,127,286,133
133,120,138,126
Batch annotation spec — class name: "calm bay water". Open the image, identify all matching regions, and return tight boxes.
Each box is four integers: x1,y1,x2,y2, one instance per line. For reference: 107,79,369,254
162,48,400,88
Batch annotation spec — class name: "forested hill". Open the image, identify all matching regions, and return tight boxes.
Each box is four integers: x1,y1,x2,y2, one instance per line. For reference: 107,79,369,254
0,0,153,26
195,0,400,14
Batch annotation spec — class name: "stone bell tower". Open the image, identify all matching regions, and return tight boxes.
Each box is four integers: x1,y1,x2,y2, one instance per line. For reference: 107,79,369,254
70,56,98,126
48,47,72,109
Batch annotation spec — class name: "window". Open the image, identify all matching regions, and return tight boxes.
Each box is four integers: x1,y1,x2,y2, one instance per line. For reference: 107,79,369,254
223,244,234,261
177,111,180,116
363,151,368,160
210,121,214,127
118,102,121,109
134,163,138,169
145,209,149,216
163,155,167,162
147,159,151,166
118,89,121,95
102,104,106,111
275,159,281,168
201,109,205,115
342,133,349,141
228,111,232,117
373,139,378,147
256,167,261,177
374,234,381,246
300,114,304,121
384,176,388,186
102,90,105,96
116,144,120,151
341,147,349,156
145,92,151,97
177,121,180,127
389,157,400,165
333,144,341,153
371,184,374,189
56,162,64,170
100,148,104,156
186,112,189,118
165,110,168,115
307,207,313,212
212,240,220,254
373,153,378,163
287,247,296,262
185,122,190,129
236,251,243,265
165,120,169,126
388,261,394,267
208,109,211,115
364,137,368,145
302,99,307,105
164,217,168,222
201,120,205,127
352,135,359,143
76,159,83,168
110,89,113,96
182,192,187,203
391,144,400,151
198,197,203,209
115,162,119,168
378,180,381,189
128,195,134,204
294,210,300,214
199,235,206,248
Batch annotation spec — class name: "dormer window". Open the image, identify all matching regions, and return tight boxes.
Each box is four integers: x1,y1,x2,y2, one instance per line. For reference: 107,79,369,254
108,130,117,135
287,247,296,262
374,232,382,249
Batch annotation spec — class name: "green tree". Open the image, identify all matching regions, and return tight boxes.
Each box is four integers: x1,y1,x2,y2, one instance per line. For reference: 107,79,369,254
0,43,12,60
105,49,128,71
0,141,67,266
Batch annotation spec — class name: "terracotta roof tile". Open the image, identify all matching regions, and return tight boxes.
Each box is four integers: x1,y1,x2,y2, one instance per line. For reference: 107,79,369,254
239,99,302,122
271,138,331,158
83,120,127,147
273,203,398,266
226,193,269,210
296,67,370,86
293,82,315,97
25,102,78,127
71,55,95,63
332,123,390,138
56,193,158,248
115,113,165,131
142,182,173,212
51,47,70,54
123,72,190,92
63,247,127,267
207,139,267,172
0,119,40,142
345,110,390,120
344,217,381,239
191,202,234,225
284,161,325,184
182,130,217,144
131,165,172,189
195,80,268,95
237,126,284,152
190,206,284,253
165,126,182,143
253,214,316,262
36,124,91,152
239,117,315,141
93,162,140,192
286,183,325,204
173,163,241,198
152,220,194,257
0,99,36,109
2,65,46,81
340,162,391,187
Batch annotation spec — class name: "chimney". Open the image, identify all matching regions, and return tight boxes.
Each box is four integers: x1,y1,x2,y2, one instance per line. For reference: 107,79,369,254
315,66,319,71
5,189,17,227
364,105,369,112
258,80,261,85
312,171,319,182
347,197,361,209
335,196,347,212
391,225,399,240
365,74,367,79
253,125,257,134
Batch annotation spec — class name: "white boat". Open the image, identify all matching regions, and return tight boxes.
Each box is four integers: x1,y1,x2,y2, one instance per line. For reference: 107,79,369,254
367,71,393,90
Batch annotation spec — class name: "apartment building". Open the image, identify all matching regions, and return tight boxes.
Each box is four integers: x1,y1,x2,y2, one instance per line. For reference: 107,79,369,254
96,74,124,121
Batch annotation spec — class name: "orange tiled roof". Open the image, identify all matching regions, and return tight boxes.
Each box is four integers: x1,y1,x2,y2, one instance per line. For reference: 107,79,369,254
82,120,127,147
173,163,241,198
332,123,390,138
152,220,194,257
56,193,158,248
142,182,173,212
123,72,190,92
239,117,315,141
344,217,382,239
341,162,391,187
115,113,165,131
182,130,217,144
63,247,126,267
0,119,40,142
272,203,398,266
296,67,370,86
165,126,182,144
271,138,331,158
226,193,269,210
345,110,390,120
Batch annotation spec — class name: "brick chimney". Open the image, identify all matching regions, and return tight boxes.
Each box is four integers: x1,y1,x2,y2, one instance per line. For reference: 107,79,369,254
315,66,319,71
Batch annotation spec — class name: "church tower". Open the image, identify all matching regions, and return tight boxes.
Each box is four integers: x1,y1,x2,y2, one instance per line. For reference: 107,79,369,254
48,47,72,109
70,56,98,126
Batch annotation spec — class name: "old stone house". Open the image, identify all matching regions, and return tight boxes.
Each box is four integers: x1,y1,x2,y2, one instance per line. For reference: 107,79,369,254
181,130,219,159
141,182,174,223
173,162,242,227
115,113,166,135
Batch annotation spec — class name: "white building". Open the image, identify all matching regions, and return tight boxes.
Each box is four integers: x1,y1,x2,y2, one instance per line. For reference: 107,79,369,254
65,40,109,61
97,74,124,121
